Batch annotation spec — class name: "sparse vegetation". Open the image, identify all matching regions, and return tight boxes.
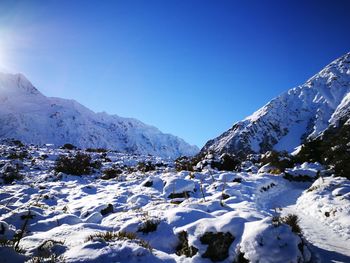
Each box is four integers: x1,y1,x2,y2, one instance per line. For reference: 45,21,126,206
175,231,198,257
200,231,235,261
100,204,114,216
282,214,302,234
86,231,152,251
168,191,190,199
0,163,23,184
85,148,108,153
90,159,102,170
260,182,276,192
101,167,122,180
27,254,66,263
0,136,345,262
175,156,195,171
35,239,66,261
137,219,160,234
211,153,241,171
232,177,243,183
306,185,320,192
0,238,25,254
54,152,92,175
283,172,315,182
142,180,153,187
273,214,302,234
60,143,76,150
260,151,294,172
7,149,29,160
11,139,25,147
136,161,156,172
295,119,350,179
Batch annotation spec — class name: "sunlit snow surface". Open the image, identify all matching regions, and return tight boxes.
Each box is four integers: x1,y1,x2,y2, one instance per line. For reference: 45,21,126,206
0,144,349,263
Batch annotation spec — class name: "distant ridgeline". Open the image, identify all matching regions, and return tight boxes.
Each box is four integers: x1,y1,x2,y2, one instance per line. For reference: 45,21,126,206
0,72,198,159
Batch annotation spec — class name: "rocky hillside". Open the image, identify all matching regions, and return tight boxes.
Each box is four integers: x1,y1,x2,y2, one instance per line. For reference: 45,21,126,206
202,52,350,157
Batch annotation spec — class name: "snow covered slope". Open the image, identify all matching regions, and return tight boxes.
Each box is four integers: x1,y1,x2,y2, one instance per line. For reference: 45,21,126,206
202,52,350,156
0,72,198,158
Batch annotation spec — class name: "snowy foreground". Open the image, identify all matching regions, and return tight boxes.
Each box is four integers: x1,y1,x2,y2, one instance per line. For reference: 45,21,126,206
0,144,349,263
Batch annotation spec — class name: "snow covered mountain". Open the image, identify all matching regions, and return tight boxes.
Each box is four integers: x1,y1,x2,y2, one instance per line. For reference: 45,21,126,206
0,72,198,158
202,52,350,156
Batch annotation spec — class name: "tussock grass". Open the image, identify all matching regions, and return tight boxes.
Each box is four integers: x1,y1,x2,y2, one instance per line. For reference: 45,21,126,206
86,231,152,251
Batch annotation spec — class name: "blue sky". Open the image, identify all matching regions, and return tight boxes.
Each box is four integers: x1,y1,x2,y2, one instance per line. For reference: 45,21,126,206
0,0,350,147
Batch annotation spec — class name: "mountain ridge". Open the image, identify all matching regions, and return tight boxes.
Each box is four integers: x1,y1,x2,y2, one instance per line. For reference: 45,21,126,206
201,52,350,156
0,72,199,158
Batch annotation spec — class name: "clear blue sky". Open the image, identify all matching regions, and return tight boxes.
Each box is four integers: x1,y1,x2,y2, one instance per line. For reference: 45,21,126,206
0,0,349,147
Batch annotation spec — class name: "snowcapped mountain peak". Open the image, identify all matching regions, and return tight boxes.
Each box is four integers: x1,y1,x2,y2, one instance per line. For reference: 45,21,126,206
0,72,41,97
304,52,350,109
0,72,198,158
202,52,350,156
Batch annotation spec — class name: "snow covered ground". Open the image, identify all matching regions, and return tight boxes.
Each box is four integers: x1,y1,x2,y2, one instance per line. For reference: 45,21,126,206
0,143,349,262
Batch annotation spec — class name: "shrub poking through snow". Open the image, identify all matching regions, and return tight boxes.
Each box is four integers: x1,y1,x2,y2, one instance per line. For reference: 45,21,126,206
281,214,302,234
85,148,108,153
273,214,302,235
100,204,114,216
5,139,25,147
260,182,276,192
137,219,160,234
60,143,76,150
232,177,243,183
36,239,66,259
55,152,92,175
86,231,152,251
90,160,102,170
260,150,294,172
142,180,153,187
200,232,235,262
168,191,190,199
7,149,29,160
175,231,198,257
175,156,194,172
211,153,241,171
101,167,122,180
284,162,322,182
86,231,125,242
0,163,23,184
283,173,315,182
306,185,320,192
295,120,350,179
136,161,156,172
27,254,66,263
164,178,196,199
0,238,26,254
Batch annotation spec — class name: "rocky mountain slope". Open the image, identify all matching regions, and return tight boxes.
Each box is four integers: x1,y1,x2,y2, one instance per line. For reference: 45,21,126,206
0,72,198,158
202,52,350,156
